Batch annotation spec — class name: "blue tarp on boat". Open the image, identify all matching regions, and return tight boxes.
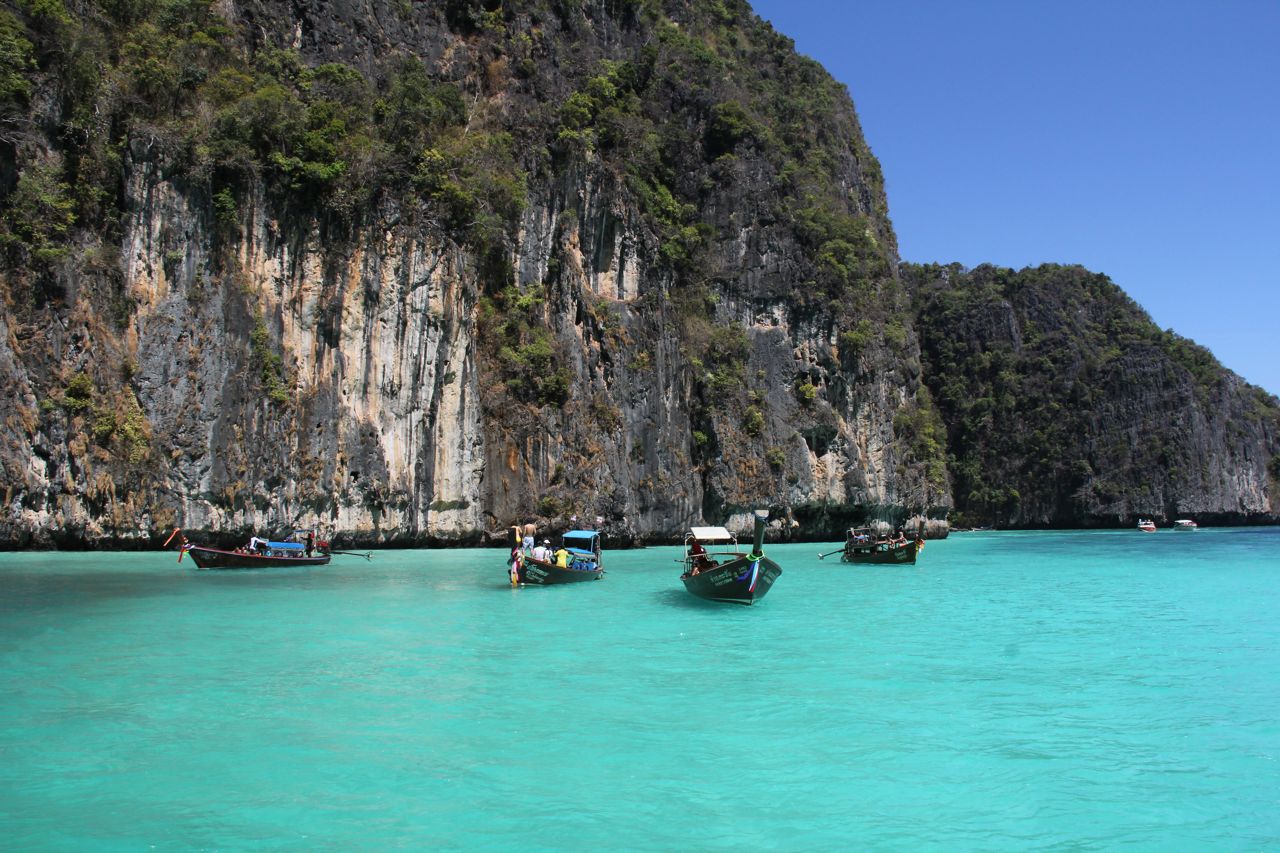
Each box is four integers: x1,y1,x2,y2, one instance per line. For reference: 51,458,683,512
267,540,305,550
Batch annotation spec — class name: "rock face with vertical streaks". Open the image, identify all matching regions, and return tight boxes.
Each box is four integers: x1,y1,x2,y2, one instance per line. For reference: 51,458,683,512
0,0,1273,548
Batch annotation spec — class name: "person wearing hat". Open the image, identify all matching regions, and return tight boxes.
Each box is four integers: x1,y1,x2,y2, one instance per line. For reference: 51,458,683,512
531,539,551,562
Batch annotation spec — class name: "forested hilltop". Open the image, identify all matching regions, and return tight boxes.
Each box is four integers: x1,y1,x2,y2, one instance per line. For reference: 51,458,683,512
907,263,1280,528
0,0,1273,547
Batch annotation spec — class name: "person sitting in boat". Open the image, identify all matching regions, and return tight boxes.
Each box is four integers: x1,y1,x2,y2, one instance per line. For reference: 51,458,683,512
688,538,711,575
553,546,570,568
531,539,551,562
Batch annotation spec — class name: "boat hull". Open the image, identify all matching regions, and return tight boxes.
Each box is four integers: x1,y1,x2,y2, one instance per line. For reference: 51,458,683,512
186,546,331,570
840,540,920,565
516,558,603,585
681,556,781,605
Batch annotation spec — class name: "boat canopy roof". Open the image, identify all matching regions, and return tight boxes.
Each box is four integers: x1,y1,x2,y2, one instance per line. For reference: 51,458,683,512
561,531,600,552
268,540,305,550
689,526,734,542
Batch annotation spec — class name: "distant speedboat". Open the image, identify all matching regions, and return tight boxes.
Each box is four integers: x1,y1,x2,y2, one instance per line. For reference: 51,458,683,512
1137,519,1157,533
1173,519,1198,530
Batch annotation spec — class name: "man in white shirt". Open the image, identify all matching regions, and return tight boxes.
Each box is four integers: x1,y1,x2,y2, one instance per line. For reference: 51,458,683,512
531,539,552,562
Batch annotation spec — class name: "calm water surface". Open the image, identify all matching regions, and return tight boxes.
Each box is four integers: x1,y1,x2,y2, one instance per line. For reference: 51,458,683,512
1,529,1278,850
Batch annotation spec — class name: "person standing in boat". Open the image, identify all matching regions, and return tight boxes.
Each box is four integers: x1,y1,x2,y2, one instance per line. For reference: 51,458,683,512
522,522,536,554
508,546,522,585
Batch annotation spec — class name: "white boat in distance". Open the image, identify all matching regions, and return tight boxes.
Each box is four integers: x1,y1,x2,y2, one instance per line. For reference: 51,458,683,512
1173,519,1198,530
1137,518,1157,532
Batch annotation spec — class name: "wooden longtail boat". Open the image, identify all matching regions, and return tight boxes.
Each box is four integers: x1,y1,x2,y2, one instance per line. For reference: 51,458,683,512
838,527,924,565
679,510,781,605
164,528,334,569
509,529,605,585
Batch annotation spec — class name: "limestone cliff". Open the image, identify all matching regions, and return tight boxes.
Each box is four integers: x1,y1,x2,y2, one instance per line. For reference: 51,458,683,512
0,0,947,546
907,263,1280,527
2,1,1272,548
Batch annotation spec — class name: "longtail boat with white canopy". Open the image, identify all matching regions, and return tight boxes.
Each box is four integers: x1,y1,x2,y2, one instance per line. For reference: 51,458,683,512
678,510,781,605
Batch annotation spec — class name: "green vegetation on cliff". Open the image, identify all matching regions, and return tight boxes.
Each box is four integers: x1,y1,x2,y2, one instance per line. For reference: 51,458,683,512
14,0,1269,543
0,0,950,542
907,262,1280,527
2,0,904,352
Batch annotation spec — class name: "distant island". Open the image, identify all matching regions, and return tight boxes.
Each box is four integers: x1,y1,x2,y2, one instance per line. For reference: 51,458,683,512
0,0,1275,548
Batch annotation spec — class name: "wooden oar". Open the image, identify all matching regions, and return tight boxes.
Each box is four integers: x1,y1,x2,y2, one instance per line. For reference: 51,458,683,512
162,528,189,562
817,546,845,560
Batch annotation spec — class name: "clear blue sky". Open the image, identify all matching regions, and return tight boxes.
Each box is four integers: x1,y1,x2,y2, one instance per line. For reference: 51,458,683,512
749,0,1280,395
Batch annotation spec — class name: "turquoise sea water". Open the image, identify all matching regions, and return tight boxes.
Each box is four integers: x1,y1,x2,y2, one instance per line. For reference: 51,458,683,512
1,529,1278,850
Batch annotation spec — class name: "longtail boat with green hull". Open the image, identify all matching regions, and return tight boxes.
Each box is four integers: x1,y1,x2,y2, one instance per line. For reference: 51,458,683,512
507,528,605,586
834,526,924,565
679,510,781,605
